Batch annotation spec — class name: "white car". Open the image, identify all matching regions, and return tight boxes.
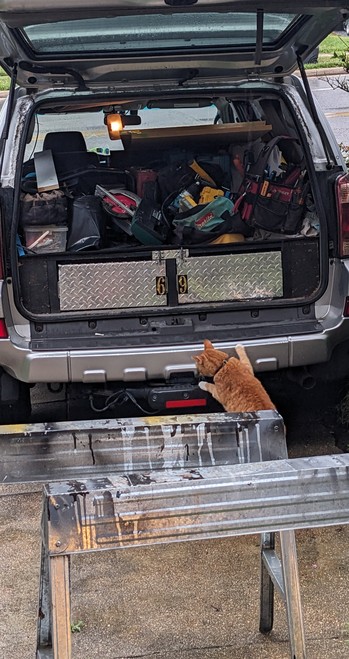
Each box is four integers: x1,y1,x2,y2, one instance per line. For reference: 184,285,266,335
0,0,347,423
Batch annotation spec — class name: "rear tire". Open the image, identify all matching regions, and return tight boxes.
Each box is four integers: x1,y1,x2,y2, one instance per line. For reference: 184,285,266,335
0,368,31,424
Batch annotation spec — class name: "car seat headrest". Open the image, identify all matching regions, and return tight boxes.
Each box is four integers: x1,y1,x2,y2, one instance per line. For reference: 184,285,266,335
43,131,87,153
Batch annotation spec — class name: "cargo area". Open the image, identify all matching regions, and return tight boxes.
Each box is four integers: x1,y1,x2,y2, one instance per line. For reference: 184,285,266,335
15,93,322,325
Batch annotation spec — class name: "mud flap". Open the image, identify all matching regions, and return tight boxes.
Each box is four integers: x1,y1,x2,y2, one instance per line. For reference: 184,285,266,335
0,367,31,424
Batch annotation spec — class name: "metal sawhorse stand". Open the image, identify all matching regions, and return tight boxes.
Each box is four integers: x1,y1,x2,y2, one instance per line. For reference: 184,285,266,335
31,412,349,659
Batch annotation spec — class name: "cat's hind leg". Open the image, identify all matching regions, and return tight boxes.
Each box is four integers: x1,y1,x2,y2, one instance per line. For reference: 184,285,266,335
235,344,254,374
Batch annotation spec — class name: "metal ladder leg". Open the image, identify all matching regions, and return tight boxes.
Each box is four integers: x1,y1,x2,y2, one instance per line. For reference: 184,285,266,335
259,532,275,633
279,530,306,659
37,537,53,658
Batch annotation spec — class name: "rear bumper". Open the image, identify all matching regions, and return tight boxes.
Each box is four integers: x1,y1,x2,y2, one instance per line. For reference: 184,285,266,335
0,321,347,383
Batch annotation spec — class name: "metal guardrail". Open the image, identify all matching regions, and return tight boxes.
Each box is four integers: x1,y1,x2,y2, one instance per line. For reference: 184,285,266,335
43,453,349,552
0,411,286,483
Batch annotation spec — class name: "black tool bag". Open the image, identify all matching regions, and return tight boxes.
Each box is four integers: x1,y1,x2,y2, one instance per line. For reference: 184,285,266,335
156,160,225,204
252,175,310,234
20,190,68,227
67,196,105,252
236,136,308,234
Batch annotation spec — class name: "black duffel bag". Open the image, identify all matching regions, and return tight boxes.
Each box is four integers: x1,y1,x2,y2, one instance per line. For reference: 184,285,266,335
67,196,105,252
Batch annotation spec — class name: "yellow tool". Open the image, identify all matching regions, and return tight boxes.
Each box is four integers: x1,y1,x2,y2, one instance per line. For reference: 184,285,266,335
199,186,224,205
210,233,245,244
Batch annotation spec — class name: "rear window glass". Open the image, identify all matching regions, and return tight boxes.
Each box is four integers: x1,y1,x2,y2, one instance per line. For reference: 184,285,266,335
24,106,218,158
22,12,298,54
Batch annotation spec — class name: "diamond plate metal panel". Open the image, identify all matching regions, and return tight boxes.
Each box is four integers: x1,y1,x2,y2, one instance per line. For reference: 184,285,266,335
58,261,167,310
177,252,283,304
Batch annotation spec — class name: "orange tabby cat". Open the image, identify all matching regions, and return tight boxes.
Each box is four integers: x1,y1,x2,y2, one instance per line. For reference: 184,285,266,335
193,340,275,412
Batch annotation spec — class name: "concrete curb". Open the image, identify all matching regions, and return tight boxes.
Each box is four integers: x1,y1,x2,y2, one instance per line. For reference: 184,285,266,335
299,66,348,77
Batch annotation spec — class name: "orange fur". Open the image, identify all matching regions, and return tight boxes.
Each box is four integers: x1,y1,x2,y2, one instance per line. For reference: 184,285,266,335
193,340,275,412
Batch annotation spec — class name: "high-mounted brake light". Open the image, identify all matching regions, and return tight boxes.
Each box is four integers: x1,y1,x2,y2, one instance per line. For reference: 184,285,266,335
336,173,349,257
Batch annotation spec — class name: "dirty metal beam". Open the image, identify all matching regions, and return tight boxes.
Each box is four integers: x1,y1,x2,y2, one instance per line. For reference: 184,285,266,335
44,454,349,556
0,411,286,484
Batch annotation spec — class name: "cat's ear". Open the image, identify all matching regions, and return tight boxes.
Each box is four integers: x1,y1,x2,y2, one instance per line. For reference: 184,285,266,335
203,339,214,350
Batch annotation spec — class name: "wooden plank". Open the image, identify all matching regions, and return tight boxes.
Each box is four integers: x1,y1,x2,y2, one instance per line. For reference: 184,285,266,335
121,121,273,147
50,555,71,659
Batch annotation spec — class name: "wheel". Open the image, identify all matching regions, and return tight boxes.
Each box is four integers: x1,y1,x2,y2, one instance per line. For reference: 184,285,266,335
0,368,31,424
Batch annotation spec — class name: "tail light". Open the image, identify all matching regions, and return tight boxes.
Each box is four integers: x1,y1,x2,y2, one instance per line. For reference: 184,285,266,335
0,221,3,279
336,173,349,257
0,319,7,338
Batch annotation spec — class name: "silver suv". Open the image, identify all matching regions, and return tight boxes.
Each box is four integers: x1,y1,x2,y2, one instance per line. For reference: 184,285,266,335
0,1,348,423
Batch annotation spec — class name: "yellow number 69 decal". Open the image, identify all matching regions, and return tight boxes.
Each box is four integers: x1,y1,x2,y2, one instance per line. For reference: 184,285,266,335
156,276,167,296
177,274,188,294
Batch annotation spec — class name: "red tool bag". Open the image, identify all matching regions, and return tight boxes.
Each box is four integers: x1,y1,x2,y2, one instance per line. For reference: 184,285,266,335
234,136,310,235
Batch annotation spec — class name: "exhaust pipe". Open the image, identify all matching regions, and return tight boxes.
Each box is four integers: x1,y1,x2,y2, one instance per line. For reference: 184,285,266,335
287,366,316,390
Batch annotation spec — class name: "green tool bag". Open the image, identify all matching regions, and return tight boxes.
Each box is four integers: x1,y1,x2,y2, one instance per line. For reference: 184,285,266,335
172,196,253,245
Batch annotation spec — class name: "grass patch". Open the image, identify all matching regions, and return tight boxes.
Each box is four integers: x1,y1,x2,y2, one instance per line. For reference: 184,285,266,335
305,58,345,70
0,77,10,91
304,32,349,71
320,33,349,54
71,620,85,633
0,67,10,90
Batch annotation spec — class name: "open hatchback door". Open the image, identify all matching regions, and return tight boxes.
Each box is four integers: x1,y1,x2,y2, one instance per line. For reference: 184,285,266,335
0,1,347,89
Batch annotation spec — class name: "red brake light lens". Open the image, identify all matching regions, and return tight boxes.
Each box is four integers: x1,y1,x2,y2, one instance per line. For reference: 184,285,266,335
0,319,8,338
165,398,207,409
